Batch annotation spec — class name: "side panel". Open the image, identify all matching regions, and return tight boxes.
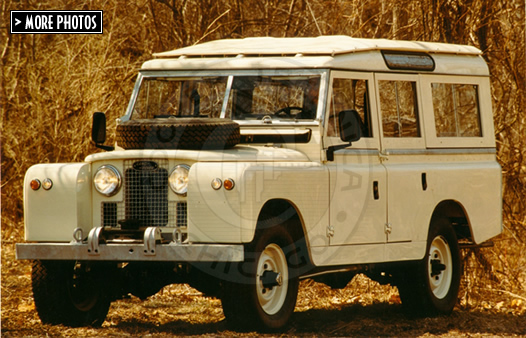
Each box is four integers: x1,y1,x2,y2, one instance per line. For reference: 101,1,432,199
187,162,245,243
426,157,502,244
240,163,330,245
187,161,330,246
24,163,92,242
382,152,502,262
375,72,501,262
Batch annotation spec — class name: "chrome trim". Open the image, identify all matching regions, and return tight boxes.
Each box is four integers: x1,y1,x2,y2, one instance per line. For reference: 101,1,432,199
123,72,144,120
384,147,496,155
172,228,183,244
334,149,380,155
93,165,122,197
73,228,84,243
143,227,161,256
138,68,327,78
334,147,496,156
88,227,103,255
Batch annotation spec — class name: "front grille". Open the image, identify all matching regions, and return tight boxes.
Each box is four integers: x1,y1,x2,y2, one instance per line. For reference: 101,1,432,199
125,163,168,227
102,202,118,227
176,202,188,227
100,159,188,229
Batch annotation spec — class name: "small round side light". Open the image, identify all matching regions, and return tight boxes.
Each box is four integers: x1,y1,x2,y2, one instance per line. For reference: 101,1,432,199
30,179,41,191
224,178,235,191
42,178,53,190
211,178,222,190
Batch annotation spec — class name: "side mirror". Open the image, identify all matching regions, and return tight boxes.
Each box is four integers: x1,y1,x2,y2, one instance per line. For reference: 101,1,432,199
92,112,107,144
92,112,114,151
327,110,363,161
338,109,362,143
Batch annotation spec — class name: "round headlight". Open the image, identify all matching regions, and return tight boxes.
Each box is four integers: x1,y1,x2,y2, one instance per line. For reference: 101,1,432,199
93,165,121,196
169,164,190,195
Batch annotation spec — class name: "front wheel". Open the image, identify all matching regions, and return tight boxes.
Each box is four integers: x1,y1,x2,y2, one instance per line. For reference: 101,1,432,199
397,218,461,315
221,225,299,330
32,260,114,327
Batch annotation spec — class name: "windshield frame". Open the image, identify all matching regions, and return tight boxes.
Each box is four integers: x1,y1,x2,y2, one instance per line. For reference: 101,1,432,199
123,69,328,126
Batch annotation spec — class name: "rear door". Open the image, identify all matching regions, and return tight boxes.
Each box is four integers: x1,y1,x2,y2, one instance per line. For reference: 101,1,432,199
374,73,428,244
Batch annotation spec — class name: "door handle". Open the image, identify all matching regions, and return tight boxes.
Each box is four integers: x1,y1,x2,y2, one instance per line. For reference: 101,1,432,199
379,150,389,161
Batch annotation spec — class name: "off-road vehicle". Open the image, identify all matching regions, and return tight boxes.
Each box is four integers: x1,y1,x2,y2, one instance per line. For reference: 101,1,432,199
17,36,502,329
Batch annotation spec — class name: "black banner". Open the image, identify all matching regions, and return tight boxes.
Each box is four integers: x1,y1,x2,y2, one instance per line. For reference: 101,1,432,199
10,10,103,34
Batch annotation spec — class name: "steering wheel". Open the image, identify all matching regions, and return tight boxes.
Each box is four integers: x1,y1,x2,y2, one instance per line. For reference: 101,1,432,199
274,106,305,117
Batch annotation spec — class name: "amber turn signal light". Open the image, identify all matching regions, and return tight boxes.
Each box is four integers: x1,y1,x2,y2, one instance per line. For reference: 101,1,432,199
223,178,235,191
30,179,41,191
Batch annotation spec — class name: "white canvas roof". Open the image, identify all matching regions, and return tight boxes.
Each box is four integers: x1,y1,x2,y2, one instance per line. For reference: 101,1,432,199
142,36,488,76
153,36,482,58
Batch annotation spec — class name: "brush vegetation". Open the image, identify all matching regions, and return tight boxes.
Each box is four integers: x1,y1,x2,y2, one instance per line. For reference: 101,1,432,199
1,0,525,334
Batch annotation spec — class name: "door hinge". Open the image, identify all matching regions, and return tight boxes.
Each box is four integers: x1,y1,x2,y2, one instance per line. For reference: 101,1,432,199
384,223,392,235
327,225,335,237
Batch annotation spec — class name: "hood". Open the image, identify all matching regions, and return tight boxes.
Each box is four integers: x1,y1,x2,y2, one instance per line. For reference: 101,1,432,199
85,145,311,163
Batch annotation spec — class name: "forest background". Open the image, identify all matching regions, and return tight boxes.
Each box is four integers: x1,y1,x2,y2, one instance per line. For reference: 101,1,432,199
1,0,525,336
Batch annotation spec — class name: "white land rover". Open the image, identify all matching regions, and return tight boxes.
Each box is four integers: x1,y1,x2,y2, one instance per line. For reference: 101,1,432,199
17,36,502,330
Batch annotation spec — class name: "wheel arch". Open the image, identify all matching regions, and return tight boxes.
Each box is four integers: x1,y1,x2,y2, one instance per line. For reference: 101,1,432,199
254,198,313,267
430,200,473,243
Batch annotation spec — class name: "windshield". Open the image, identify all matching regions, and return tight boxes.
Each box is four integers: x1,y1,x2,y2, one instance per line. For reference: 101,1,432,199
131,74,321,122
132,76,228,119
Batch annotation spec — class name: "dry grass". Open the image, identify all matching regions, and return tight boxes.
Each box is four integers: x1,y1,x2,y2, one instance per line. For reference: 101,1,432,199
1,0,525,335
2,236,525,336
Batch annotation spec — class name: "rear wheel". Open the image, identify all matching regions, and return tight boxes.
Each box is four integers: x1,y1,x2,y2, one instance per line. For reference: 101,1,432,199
221,226,299,330
32,260,113,327
397,218,461,315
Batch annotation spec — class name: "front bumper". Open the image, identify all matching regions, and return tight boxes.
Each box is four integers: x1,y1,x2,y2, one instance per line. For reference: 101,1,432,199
16,226,244,262
16,242,244,262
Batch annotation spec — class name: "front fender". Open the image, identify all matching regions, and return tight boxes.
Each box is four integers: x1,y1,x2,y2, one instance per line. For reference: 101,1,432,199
187,162,248,243
187,161,329,245
24,163,92,242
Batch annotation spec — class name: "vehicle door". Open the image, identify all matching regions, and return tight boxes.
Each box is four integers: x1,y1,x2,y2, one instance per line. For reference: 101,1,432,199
325,71,387,251
374,73,427,244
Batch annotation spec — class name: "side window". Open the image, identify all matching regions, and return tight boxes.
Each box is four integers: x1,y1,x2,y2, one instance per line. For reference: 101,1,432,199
328,78,370,137
379,80,420,137
432,83,481,137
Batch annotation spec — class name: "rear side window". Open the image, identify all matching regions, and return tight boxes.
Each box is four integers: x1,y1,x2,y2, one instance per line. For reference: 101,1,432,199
432,83,482,137
379,80,420,138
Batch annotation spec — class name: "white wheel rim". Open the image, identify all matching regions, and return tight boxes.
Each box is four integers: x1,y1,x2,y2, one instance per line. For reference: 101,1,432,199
256,243,288,315
428,235,453,299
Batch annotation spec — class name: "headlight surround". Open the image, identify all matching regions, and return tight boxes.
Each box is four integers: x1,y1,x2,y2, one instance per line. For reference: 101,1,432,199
93,165,121,196
169,164,190,195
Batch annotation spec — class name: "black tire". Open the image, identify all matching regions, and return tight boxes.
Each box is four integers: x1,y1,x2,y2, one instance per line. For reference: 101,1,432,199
32,260,113,327
397,218,461,316
220,225,299,330
116,118,240,150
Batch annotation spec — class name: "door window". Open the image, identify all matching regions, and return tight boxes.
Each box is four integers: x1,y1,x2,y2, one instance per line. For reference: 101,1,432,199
378,80,420,138
327,78,371,138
